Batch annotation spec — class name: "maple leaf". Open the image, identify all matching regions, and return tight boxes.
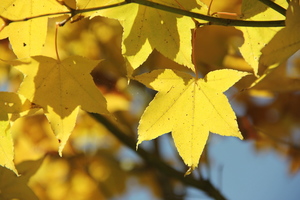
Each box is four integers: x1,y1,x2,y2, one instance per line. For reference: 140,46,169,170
0,92,32,174
14,56,109,155
237,0,287,76
260,0,300,66
0,0,68,58
79,0,202,72
135,69,249,171
0,157,44,200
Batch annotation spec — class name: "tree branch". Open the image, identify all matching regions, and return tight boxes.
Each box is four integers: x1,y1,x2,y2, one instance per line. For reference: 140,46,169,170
258,0,287,16
1,0,285,27
89,113,227,200
126,0,285,27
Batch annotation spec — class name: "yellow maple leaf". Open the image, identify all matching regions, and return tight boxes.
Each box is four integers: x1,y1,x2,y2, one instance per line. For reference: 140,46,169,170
135,69,249,172
81,0,200,72
0,0,68,58
14,56,109,155
260,0,300,66
0,92,32,174
237,0,287,76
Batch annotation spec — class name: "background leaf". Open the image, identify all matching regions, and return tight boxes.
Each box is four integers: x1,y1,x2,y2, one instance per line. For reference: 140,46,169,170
0,157,44,200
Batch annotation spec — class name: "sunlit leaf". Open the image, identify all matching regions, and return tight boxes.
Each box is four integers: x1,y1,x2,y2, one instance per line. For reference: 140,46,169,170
0,0,68,58
237,0,287,76
14,56,109,155
135,69,248,171
78,0,203,72
260,0,300,66
0,92,32,174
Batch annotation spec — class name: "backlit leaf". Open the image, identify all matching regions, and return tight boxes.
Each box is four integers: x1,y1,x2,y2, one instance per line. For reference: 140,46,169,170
237,0,287,76
260,0,300,66
0,0,68,58
135,69,248,171
82,0,200,72
0,92,32,174
14,56,109,155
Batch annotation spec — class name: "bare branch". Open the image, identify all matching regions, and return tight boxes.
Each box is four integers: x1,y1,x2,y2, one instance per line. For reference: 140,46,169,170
258,0,287,16
89,113,227,200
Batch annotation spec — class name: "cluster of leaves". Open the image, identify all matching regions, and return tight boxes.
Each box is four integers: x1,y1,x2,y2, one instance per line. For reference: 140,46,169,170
1,0,300,199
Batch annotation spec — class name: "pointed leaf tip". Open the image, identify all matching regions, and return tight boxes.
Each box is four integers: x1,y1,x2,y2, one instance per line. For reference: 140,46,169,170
184,166,195,177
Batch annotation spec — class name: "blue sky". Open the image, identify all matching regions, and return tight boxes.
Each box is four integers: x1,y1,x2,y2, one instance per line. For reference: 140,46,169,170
118,134,300,200
205,136,300,200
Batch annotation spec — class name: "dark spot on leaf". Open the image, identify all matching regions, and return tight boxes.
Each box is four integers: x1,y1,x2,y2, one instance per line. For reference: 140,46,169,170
58,139,61,143
23,43,26,47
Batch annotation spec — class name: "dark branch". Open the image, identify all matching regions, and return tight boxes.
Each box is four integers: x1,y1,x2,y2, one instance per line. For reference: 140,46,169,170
126,0,285,27
1,0,285,27
89,113,227,200
258,0,287,16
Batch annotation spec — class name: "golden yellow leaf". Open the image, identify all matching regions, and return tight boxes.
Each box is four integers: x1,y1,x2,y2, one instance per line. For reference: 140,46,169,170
0,18,47,58
237,0,287,76
0,0,68,58
14,56,109,155
0,0,66,19
0,121,15,173
260,0,300,66
0,92,32,174
83,0,199,72
135,69,248,170
0,157,44,200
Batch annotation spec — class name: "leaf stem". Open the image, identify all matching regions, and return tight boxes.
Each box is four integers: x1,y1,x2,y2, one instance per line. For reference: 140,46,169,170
55,24,60,62
192,28,199,78
89,113,227,200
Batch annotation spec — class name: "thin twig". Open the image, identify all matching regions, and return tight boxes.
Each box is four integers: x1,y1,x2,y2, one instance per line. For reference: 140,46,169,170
89,113,227,200
257,127,300,151
2,1,128,24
